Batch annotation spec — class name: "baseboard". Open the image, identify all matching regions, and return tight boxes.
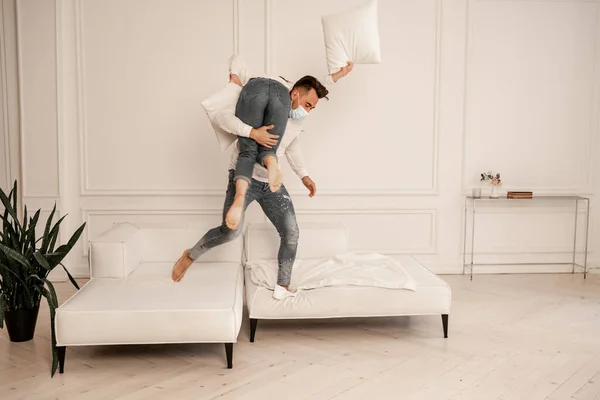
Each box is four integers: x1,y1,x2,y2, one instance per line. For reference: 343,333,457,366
415,253,598,276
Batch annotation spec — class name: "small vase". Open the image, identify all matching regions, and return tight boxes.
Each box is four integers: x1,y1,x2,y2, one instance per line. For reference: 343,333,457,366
490,185,499,198
5,304,40,342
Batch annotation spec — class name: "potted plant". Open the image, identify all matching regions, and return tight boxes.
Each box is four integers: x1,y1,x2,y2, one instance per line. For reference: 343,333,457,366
0,180,85,376
480,171,502,198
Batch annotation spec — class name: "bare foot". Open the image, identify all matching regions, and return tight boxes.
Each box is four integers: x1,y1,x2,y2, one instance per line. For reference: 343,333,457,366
268,166,282,192
229,73,243,87
225,194,244,230
171,250,194,282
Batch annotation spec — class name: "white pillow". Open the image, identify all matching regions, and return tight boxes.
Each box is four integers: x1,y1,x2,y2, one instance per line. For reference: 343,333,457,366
201,82,241,152
321,0,382,75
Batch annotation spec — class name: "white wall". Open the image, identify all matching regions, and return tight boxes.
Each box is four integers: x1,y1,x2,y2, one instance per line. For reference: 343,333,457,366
12,0,600,278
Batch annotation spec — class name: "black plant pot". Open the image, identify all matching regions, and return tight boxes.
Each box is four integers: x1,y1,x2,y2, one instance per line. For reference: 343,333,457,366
5,304,40,342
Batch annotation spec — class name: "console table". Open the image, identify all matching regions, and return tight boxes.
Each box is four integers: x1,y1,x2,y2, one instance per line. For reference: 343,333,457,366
463,195,590,280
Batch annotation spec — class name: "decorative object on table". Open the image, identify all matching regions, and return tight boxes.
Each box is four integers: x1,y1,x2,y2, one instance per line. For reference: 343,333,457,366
472,188,482,198
507,191,533,199
0,180,86,376
480,171,502,198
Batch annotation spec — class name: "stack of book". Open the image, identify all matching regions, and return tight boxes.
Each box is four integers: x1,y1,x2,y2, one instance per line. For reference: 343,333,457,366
507,191,533,199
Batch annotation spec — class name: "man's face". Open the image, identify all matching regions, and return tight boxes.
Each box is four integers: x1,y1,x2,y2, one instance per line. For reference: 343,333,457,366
291,88,319,112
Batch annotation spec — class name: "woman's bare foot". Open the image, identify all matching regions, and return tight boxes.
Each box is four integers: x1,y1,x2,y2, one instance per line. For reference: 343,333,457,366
172,250,194,282
229,73,243,87
228,55,248,85
267,165,282,192
225,194,244,230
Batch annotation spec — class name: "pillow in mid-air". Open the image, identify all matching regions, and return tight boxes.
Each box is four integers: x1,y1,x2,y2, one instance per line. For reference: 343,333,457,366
321,0,382,74
201,82,241,152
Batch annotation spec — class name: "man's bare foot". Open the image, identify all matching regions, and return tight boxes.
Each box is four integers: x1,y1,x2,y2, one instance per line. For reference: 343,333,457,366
225,194,244,230
172,250,194,282
267,166,282,192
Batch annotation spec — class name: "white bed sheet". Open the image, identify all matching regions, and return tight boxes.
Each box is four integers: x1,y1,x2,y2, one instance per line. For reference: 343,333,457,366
246,253,416,292
245,256,451,319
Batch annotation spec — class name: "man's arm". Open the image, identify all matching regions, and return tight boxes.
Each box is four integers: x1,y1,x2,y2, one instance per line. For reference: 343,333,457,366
285,136,317,197
216,107,279,148
285,136,309,179
214,105,253,138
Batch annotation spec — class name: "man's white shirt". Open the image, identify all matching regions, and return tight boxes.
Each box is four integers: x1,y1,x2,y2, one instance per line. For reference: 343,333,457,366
214,75,334,183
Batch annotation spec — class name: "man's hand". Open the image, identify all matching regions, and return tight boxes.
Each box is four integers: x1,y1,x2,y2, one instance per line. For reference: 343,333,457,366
250,125,278,148
302,176,317,197
332,61,354,82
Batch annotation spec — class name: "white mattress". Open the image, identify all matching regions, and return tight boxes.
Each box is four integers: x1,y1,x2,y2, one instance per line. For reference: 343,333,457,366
56,262,244,345
245,256,451,319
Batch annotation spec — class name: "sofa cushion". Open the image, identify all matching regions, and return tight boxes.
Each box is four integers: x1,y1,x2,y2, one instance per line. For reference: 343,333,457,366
138,227,242,264
56,262,243,345
245,256,451,319
90,223,244,278
245,222,347,263
321,0,382,74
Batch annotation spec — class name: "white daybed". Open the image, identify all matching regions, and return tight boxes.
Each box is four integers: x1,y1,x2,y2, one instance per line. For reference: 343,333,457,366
243,223,452,342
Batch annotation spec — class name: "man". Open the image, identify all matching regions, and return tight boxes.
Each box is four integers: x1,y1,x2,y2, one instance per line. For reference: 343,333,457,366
171,57,354,300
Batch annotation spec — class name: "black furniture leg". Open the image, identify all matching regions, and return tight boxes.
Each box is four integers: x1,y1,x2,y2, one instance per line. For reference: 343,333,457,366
441,314,449,338
250,318,258,343
224,343,233,369
57,346,66,373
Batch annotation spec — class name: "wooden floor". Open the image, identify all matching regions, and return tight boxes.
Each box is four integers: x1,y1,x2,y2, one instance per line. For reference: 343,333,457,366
2,273,600,400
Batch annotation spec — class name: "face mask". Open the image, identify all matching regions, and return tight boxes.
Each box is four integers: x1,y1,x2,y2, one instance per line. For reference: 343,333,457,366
289,92,309,120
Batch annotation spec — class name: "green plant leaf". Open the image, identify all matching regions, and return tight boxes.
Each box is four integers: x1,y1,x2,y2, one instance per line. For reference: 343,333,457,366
48,229,59,253
0,294,4,329
50,306,58,377
46,223,86,267
35,283,59,376
41,280,59,376
42,278,58,308
34,251,52,271
41,204,56,253
0,183,21,232
65,223,86,249
59,263,80,290
44,214,67,254
28,210,41,236
3,219,20,250
22,206,28,239
0,243,31,269
0,262,31,296
24,210,41,261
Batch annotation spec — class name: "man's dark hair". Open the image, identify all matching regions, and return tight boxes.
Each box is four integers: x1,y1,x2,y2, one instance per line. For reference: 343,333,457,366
291,75,329,100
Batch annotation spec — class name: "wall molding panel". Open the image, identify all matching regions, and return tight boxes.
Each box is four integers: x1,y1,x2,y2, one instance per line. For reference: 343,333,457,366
16,0,61,198
461,0,599,195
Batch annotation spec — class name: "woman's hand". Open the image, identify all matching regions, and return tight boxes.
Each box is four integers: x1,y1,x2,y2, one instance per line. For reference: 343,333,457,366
332,61,355,82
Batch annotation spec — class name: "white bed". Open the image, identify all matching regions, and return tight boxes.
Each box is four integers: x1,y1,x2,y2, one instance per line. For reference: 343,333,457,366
243,223,452,342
